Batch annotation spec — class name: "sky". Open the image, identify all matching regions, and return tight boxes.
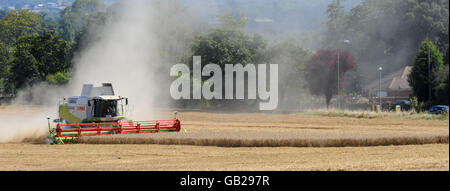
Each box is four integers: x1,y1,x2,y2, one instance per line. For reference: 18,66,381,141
0,0,363,32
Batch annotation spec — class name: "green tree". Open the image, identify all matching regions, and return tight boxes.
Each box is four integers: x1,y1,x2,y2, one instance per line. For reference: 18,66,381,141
217,13,248,30
0,41,13,93
433,65,449,105
409,96,419,113
0,41,10,79
186,13,266,109
408,39,444,102
46,72,70,85
9,31,72,91
323,0,346,49
192,13,266,67
58,0,106,42
0,9,41,44
10,46,39,89
32,31,73,78
38,12,58,32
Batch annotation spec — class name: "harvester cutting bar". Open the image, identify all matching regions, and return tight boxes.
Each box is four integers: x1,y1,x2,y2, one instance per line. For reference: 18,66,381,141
56,119,181,138
119,120,181,133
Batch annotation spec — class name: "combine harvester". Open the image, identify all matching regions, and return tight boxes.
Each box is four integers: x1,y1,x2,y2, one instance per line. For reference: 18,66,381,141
48,83,181,144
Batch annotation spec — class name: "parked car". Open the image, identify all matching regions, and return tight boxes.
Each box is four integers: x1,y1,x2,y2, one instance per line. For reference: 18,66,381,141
390,100,411,111
428,105,449,114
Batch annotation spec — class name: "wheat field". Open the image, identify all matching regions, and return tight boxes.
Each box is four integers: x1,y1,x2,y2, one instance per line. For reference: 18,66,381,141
78,132,448,147
0,143,448,170
79,110,449,147
0,106,448,170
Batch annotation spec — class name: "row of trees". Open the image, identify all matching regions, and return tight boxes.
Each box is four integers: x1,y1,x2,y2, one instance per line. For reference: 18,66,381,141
2,0,358,111
177,12,357,109
1,0,447,110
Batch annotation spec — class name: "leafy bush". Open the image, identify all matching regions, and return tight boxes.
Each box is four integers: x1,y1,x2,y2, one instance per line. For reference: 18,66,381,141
46,72,70,85
410,96,418,113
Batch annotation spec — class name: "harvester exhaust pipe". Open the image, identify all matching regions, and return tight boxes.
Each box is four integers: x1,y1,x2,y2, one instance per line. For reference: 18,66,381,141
47,117,51,131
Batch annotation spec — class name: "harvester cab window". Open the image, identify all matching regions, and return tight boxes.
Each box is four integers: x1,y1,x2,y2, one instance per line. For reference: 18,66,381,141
93,99,118,117
68,98,77,104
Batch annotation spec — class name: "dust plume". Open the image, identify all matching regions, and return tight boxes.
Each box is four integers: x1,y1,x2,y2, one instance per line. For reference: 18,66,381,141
0,105,55,143
69,0,160,120
0,84,66,143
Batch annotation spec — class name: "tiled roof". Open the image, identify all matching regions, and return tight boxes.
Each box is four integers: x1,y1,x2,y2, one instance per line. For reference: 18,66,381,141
364,66,412,91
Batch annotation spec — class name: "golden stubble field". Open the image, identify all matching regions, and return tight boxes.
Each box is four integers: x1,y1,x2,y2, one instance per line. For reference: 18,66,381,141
0,106,448,170
0,143,448,171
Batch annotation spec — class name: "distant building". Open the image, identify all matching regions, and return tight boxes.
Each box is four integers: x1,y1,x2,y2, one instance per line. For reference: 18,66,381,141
364,66,413,101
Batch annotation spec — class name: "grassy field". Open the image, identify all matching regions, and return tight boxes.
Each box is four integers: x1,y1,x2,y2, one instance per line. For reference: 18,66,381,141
0,106,448,170
305,109,449,120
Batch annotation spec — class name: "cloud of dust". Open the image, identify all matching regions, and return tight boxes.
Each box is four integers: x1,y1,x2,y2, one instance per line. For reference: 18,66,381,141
69,0,160,120
0,83,67,143
0,106,56,143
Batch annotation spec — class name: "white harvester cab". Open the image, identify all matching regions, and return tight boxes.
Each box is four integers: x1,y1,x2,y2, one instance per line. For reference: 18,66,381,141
58,83,128,124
